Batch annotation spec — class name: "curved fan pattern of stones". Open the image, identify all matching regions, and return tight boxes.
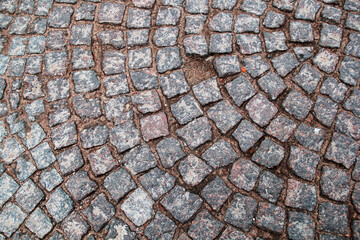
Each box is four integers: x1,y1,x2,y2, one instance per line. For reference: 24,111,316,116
0,0,360,239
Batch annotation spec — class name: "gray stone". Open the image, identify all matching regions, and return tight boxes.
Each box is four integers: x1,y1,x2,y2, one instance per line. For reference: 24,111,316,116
236,34,263,54
48,6,73,28
121,188,154,226
271,52,299,77
105,218,136,240
318,202,348,235
131,69,158,91
183,35,208,56
51,122,78,150
145,212,176,240
186,0,209,13
209,33,233,53
46,187,74,222
243,54,271,78
287,146,320,181
73,70,100,93
346,13,360,32
156,47,182,73
154,27,179,47
257,171,284,203
47,78,70,102
73,95,102,119
209,12,233,32
14,156,36,182
229,159,260,192
176,117,212,150
9,16,31,34
188,210,224,240
224,193,257,232
0,203,26,237
207,100,242,134
104,96,133,124
25,208,53,238
234,14,259,33
266,115,297,142
285,179,317,211
102,51,126,75
345,33,360,58
75,3,95,21
65,171,97,201
71,47,95,70
344,89,360,118
325,132,359,169
156,137,185,168
295,0,321,21
290,21,314,42
295,123,326,152
314,96,338,127
293,63,322,94
98,30,125,49
161,185,203,223
57,146,84,175
7,58,26,77
232,119,263,152
288,212,315,240
39,168,63,191
258,72,286,100
45,51,67,76
156,7,180,26
127,8,151,28
294,47,313,62
179,154,212,186
0,173,19,207
80,125,109,149
98,2,125,24
15,179,44,213
263,11,285,28
171,94,203,125
0,137,25,164
339,56,360,86
241,0,266,15
62,212,89,240
214,55,241,77
88,146,117,176
110,121,141,153
252,138,285,168
123,143,157,175
319,23,343,48
263,31,288,53
313,49,339,74
104,168,136,202
283,90,313,120
255,202,285,234
31,142,56,169
321,166,350,202
185,15,207,34
128,47,152,69
246,93,278,127
83,194,115,232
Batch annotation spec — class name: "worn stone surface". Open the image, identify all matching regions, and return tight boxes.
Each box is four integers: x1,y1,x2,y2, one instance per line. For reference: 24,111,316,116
1,1,359,238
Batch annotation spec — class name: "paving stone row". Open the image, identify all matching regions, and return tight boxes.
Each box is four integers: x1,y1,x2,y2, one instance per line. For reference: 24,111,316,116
0,0,360,239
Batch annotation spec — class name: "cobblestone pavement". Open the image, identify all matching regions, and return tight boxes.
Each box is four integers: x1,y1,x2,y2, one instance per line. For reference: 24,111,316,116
0,0,360,239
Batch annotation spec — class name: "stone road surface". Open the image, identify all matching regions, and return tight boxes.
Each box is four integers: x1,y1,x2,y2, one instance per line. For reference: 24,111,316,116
0,0,360,239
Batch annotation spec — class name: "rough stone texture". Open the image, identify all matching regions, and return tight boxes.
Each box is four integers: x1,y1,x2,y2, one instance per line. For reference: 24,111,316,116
83,194,115,231
179,154,212,186
321,166,350,202
201,177,232,211
318,202,348,235
156,137,185,168
285,179,317,211
202,139,238,168
229,158,260,191
122,143,157,175
252,138,285,168
65,171,97,201
246,93,278,127
325,132,359,169
224,193,257,232
162,186,203,224
233,119,263,152
139,167,175,200
287,212,315,240
88,146,117,176
104,168,136,202
176,117,212,150
1,1,359,238
188,210,224,240
256,171,284,203
255,202,285,234
287,146,320,181
266,115,297,142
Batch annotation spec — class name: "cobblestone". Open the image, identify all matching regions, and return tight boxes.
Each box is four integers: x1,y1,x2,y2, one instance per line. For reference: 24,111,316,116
0,1,358,238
